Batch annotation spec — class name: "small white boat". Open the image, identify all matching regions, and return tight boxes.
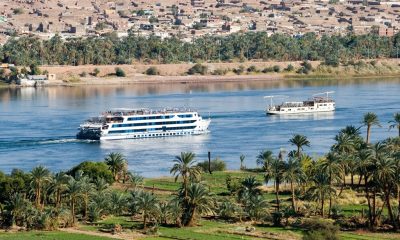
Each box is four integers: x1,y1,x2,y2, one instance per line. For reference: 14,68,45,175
264,91,335,115
77,108,211,140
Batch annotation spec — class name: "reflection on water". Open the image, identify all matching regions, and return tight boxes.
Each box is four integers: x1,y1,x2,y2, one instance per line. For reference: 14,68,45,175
1,78,400,102
0,77,399,177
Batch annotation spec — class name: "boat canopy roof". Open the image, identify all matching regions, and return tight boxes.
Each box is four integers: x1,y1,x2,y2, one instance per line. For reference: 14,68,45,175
103,108,196,117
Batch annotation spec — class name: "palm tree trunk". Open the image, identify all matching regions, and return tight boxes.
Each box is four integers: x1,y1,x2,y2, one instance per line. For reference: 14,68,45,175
276,180,280,212
186,207,196,227
290,181,296,212
366,125,371,144
329,172,332,217
71,199,76,224
385,190,397,230
84,196,88,221
143,212,147,230
358,174,363,187
351,174,354,188
321,195,325,217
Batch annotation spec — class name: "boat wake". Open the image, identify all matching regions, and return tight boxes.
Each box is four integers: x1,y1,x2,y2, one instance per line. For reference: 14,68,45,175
0,137,97,150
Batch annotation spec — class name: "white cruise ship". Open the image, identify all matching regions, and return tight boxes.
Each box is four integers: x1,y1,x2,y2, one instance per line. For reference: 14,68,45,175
265,92,335,115
77,108,211,140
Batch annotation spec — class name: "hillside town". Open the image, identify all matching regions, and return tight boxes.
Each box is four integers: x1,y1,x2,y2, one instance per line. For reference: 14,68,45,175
0,0,398,45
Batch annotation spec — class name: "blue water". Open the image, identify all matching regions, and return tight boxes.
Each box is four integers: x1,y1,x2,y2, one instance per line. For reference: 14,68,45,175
0,79,399,177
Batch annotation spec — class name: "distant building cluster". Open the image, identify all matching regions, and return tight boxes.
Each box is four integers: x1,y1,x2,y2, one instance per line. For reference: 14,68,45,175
0,0,398,44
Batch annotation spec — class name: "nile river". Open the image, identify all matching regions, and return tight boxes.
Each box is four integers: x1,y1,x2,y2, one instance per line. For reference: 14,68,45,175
0,78,399,177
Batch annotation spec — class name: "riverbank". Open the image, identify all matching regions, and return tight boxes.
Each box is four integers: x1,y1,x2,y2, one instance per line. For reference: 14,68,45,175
2,59,400,87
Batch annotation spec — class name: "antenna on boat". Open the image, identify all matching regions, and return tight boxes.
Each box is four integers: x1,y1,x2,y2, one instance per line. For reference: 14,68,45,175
263,95,288,107
312,91,335,99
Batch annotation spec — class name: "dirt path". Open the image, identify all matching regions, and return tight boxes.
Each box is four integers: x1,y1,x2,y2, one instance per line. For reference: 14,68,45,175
60,227,145,240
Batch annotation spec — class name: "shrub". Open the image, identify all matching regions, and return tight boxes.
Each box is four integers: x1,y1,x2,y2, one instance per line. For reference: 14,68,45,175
297,61,313,74
262,67,274,73
115,67,126,77
212,68,228,75
13,8,24,15
187,63,208,75
197,158,226,172
79,71,87,77
145,66,160,75
67,161,114,184
92,68,100,76
284,64,295,72
272,65,281,72
247,65,258,72
225,175,241,194
302,218,340,240
233,65,245,75
324,55,339,67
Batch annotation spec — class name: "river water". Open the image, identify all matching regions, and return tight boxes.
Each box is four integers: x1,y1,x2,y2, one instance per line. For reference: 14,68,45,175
0,78,399,177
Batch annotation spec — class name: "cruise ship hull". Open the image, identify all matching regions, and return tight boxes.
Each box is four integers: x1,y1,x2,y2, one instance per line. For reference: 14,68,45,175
99,128,210,140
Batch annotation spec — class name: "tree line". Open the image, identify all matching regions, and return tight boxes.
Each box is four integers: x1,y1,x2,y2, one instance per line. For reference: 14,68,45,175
1,32,400,66
0,112,398,237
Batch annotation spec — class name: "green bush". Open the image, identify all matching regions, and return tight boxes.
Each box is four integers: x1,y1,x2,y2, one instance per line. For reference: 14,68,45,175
212,68,228,75
115,67,126,77
92,68,100,76
187,63,208,75
197,158,227,172
272,65,281,72
284,64,295,72
145,66,160,75
262,67,274,73
225,175,241,194
233,65,245,75
247,65,258,72
297,61,313,74
302,218,340,240
67,161,114,184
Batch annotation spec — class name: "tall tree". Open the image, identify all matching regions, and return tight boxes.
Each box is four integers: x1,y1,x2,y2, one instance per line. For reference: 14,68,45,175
170,152,201,199
30,166,51,209
104,152,128,182
362,112,381,144
289,134,310,158
389,112,400,137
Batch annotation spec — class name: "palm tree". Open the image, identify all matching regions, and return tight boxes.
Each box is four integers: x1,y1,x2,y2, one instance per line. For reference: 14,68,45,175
238,176,262,201
66,178,83,224
374,145,397,229
104,152,128,182
109,191,127,216
362,112,381,144
126,172,144,191
289,134,310,158
389,112,400,137
244,195,269,221
307,171,335,217
134,190,159,229
30,166,51,209
319,152,342,216
94,178,109,192
170,152,202,199
49,172,69,208
180,183,215,226
239,154,246,170
264,155,285,211
5,193,27,227
79,176,94,221
256,150,274,169
282,156,303,212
